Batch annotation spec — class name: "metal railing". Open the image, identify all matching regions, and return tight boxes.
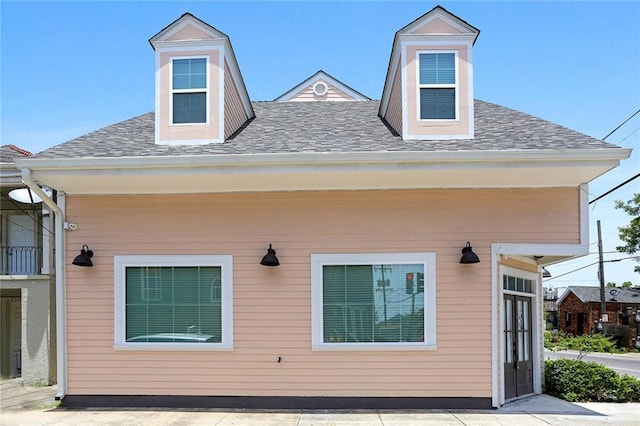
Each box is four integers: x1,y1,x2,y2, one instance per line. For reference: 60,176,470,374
0,246,43,275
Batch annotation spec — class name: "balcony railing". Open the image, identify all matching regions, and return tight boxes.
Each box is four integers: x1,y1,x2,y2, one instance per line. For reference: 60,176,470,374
1,246,43,275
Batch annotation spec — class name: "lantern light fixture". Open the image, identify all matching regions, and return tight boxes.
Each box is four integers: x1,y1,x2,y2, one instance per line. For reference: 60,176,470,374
260,244,280,267
72,244,94,267
459,242,480,264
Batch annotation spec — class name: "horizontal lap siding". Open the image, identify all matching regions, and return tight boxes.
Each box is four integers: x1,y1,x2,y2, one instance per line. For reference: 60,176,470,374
287,81,356,101
383,66,402,135
223,60,248,139
64,188,578,397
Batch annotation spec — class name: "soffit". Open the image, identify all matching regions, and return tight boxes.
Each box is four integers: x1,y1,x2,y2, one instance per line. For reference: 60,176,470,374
18,149,629,195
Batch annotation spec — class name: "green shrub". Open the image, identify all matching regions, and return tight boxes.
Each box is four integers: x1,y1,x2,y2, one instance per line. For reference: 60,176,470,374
544,359,640,402
569,334,618,357
544,331,571,350
617,374,640,402
544,331,618,356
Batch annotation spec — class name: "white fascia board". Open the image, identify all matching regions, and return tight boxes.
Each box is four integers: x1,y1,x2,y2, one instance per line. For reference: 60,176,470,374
401,9,479,39
160,17,225,42
15,148,631,195
149,14,226,50
15,148,631,172
494,243,589,258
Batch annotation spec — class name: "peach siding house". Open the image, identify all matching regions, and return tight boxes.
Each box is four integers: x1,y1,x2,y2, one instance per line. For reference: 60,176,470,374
14,6,631,409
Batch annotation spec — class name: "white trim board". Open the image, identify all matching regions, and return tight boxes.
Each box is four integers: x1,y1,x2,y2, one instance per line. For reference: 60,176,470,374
113,254,234,351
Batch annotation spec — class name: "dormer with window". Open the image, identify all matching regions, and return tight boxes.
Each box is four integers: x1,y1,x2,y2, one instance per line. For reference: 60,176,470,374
149,13,254,145
379,6,479,140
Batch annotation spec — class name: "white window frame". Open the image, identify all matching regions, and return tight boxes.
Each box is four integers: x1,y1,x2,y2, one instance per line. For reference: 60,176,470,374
416,50,459,121
311,252,437,350
114,254,233,350
170,55,210,126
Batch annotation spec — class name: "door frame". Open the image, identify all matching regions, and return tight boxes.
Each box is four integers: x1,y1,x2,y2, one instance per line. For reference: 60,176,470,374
503,293,534,400
498,265,542,405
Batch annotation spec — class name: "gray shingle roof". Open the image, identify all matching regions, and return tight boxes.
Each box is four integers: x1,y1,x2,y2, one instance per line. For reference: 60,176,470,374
32,100,619,159
566,286,640,304
1,145,32,163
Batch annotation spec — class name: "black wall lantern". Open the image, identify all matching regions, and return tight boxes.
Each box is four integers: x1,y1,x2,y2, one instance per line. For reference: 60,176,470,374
542,267,552,278
260,244,280,266
459,242,480,264
72,244,94,267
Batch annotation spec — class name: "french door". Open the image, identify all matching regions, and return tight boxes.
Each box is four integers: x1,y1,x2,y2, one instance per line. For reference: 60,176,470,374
503,294,533,400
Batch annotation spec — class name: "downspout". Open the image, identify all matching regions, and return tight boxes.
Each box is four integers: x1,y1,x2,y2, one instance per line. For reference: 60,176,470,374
21,168,67,400
491,244,499,408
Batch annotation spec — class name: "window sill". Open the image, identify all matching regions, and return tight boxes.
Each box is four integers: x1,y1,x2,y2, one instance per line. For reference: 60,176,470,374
114,343,233,351
312,343,437,351
169,122,209,126
418,118,459,122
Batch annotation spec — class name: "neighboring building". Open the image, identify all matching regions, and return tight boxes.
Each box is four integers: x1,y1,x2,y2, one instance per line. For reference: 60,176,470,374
0,145,56,385
13,6,631,408
558,286,640,348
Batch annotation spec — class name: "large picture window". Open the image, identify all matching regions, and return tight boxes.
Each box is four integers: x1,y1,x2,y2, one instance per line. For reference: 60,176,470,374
311,253,436,349
171,57,207,124
418,52,457,120
114,255,233,349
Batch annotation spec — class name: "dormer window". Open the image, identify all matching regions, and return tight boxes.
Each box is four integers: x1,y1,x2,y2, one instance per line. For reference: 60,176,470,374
171,57,208,124
418,52,456,120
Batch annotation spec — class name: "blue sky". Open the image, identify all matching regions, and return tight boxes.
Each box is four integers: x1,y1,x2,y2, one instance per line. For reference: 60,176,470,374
1,1,639,288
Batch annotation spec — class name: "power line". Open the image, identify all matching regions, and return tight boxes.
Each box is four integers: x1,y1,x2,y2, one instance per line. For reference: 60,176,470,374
589,172,640,205
618,125,640,144
602,108,640,141
544,256,637,282
587,108,640,205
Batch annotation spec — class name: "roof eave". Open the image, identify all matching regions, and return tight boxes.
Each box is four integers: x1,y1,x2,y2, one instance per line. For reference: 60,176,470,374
15,148,631,195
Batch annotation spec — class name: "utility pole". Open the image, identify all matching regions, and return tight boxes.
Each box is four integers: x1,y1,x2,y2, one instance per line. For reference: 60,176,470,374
597,220,606,331
375,265,392,322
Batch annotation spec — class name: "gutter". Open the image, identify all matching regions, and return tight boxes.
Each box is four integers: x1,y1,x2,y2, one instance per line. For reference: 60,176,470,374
13,148,633,171
21,168,67,400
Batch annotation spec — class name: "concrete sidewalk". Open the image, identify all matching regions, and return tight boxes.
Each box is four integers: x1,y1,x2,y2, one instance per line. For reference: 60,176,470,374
2,379,640,425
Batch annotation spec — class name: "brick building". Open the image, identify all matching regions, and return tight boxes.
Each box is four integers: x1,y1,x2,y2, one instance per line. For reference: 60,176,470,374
557,286,640,348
